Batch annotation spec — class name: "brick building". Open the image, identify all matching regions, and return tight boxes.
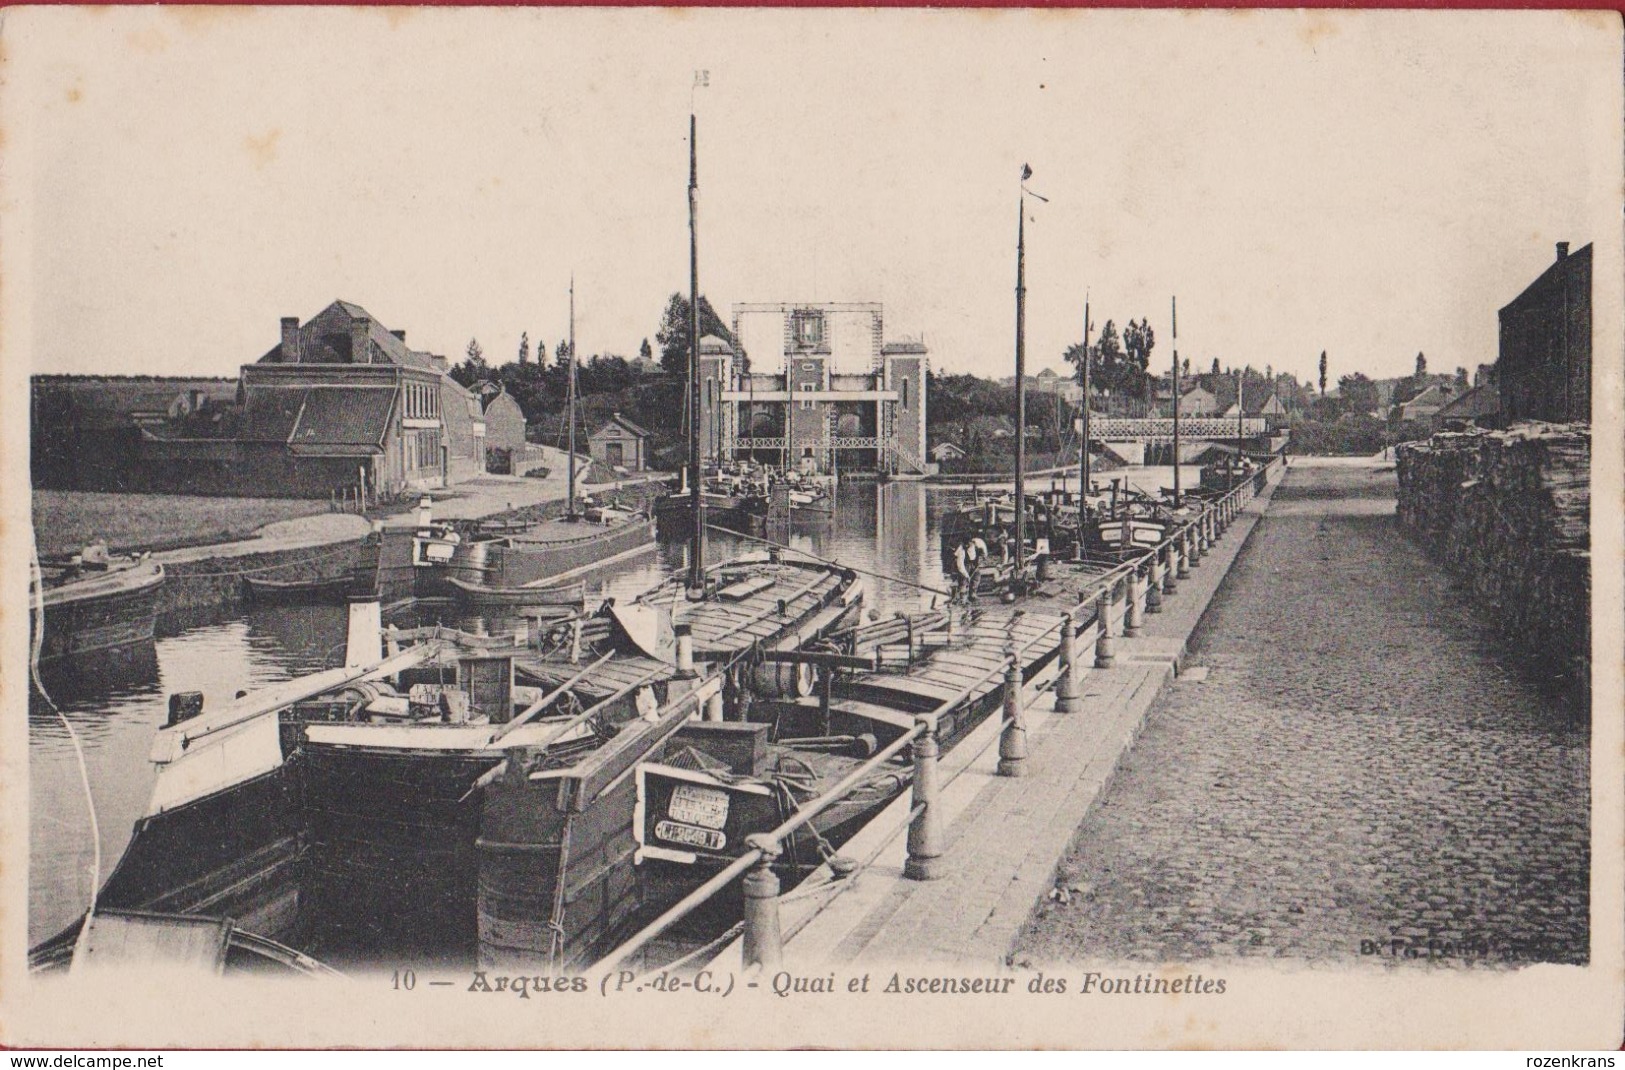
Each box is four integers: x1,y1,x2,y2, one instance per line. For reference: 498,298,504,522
1498,242,1591,424
589,412,650,472
701,302,929,477
223,300,485,495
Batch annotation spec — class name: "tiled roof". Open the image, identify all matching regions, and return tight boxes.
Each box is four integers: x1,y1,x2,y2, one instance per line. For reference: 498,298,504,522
288,386,395,453
593,412,651,439
239,387,309,441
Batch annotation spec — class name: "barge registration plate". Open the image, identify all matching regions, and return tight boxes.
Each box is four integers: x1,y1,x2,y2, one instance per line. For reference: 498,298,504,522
668,784,730,829
655,820,727,851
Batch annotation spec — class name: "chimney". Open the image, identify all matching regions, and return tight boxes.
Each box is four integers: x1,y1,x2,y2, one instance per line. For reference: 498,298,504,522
391,329,407,342
350,315,372,365
1556,242,1570,261
280,317,302,363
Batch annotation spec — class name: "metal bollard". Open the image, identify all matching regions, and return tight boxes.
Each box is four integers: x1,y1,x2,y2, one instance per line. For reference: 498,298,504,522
1094,590,1116,669
1190,526,1204,565
741,837,785,968
904,721,944,880
1054,614,1083,713
1163,545,1179,596
1145,560,1164,614
1178,532,1193,577
996,662,1028,777
1124,570,1143,637
1036,554,1051,582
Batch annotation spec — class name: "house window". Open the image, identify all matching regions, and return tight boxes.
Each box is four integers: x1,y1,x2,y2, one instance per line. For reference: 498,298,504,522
900,377,910,411
800,383,815,411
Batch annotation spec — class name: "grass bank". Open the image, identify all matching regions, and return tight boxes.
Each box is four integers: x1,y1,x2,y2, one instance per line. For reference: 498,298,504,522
31,491,340,557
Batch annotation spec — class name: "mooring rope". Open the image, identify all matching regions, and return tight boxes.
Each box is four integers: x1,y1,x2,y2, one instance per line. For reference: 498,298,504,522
704,522,953,599
30,539,102,951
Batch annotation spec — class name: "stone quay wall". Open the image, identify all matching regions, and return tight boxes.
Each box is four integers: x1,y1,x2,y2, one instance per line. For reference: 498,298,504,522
1396,423,1590,712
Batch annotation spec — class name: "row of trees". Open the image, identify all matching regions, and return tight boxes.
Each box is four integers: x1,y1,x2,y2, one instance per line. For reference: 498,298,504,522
445,292,742,422
1060,317,1158,400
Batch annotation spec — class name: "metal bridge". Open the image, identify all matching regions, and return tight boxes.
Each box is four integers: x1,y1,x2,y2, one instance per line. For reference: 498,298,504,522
1090,417,1267,440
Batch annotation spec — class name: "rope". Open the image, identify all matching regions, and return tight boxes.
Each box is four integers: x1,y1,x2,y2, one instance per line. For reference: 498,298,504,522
30,540,102,953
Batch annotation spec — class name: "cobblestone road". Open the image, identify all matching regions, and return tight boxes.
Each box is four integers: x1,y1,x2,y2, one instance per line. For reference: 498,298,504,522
1013,465,1589,968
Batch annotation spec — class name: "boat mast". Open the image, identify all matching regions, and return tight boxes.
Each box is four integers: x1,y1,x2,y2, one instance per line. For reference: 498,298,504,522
1171,295,1181,507
1080,292,1091,505
1236,365,1244,472
687,113,706,596
1013,171,1027,573
566,275,578,520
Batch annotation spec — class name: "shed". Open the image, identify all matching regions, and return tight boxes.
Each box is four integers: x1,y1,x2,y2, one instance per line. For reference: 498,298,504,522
588,412,650,472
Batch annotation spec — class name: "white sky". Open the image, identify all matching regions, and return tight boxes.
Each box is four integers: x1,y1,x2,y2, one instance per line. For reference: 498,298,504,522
7,8,1619,385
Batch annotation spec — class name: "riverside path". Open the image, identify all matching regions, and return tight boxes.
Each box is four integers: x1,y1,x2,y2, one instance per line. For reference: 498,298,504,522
1013,461,1589,968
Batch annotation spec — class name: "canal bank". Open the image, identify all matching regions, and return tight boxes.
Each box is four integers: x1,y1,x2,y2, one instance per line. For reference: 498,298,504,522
143,454,671,618
706,462,1286,969
1012,463,1588,968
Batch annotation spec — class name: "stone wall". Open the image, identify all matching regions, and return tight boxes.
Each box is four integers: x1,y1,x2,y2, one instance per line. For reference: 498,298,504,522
1395,423,1590,711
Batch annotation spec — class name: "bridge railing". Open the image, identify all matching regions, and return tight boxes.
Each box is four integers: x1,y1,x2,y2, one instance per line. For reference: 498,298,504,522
1093,416,1265,439
596,456,1282,974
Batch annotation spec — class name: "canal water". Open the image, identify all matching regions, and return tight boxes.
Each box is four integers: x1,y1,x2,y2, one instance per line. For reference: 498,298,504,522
27,468,1197,952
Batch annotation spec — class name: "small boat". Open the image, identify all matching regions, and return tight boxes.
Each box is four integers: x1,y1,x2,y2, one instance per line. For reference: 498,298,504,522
445,575,587,611
655,487,768,538
30,909,339,978
32,548,166,663
443,511,657,594
244,573,356,605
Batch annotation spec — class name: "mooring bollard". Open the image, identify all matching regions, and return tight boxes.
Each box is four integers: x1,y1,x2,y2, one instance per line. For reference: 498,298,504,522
1124,570,1143,637
1178,532,1193,577
704,689,725,722
741,837,785,969
1163,545,1179,596
1036,553,1051,582
1054,614,1083,713
1094,589,1116,668
904,720,944,880
1145,559,1164,614
997,661,1028,778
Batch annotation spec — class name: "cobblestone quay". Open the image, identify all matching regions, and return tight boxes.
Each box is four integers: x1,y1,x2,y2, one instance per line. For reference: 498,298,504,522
1014,464,1589,967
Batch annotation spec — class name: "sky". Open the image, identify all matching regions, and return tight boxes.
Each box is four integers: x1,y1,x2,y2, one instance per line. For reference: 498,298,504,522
7,8,1619,387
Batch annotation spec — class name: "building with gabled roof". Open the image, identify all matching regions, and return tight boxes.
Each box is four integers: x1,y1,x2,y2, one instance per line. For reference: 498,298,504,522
589,412,650,472
237,300,479,493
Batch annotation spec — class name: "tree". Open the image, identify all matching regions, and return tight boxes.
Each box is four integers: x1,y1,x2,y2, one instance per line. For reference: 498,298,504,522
1211,357,1221,378
1455,366,1469,391
655,292,735,377
517,332,530,365
1121,318,1155,400
640,338,654,366
1338,372,1380,415
1415,352,1427,378
450,338,490,388
1318,350,1328,397
1182,357,1190,379
556,339,571,367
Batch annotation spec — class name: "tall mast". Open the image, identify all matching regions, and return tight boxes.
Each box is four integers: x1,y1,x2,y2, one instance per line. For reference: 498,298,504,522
686,112,706,596
1080,293,1091,506
1013,178,1027,573
1236,366,1244,468
566,275,578,519
1171,296,1181,507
